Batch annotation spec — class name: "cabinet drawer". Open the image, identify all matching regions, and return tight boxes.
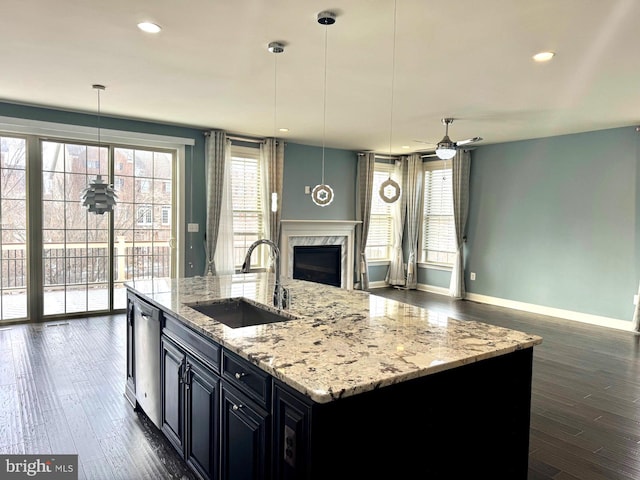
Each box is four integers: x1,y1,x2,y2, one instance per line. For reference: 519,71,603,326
222,349,271,409
164,315,221,374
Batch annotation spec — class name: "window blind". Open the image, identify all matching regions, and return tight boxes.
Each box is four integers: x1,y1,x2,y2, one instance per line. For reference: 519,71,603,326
366,164,394,260
422,160,456,265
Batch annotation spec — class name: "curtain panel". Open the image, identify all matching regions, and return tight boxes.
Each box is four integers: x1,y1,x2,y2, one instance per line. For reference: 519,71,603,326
386,159,407,286
355,152,375,290
449,150,471,299
213,139,235,275
204,130,227,275
404,153,423,289
265,138,284,247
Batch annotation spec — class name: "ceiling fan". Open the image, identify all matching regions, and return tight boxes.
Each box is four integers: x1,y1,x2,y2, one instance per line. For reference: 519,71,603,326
421,118,483,159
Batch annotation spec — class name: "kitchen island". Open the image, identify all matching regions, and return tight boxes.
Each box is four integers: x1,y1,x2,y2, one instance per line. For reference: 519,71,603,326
125,274,542,480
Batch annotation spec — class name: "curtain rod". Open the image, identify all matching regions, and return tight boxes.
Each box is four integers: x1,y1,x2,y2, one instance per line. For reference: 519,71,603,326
202,131,283,145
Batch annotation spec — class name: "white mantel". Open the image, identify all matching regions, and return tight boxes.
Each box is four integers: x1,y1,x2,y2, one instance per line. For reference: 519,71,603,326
280,220,361,290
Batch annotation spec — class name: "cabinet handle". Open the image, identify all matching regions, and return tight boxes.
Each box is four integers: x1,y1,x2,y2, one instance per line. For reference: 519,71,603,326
183,364,192,389
232,403,243,411
234,372,246,380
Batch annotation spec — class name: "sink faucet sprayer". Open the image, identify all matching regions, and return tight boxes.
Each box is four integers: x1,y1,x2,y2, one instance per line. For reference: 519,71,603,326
241,239,289,310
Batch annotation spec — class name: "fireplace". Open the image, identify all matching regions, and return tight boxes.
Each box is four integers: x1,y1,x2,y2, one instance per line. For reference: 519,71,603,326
280,220,360,290
293,245,341,287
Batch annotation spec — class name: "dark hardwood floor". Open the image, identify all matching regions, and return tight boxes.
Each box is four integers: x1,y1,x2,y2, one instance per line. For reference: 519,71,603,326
372,287,640,480
0,316,195,480
0,289,638,479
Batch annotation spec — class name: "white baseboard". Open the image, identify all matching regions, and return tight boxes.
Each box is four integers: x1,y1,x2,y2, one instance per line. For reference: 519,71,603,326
416,283,450,296
465,292,634,332
367,281,389,289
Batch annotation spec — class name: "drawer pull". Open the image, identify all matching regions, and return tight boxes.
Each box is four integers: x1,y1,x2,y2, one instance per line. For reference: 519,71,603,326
235,372,246,380
232,403,243,411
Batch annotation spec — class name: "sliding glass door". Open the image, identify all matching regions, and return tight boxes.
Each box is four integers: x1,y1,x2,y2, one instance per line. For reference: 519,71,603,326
41,140,111,315
0,133,176,322
0,135,28,321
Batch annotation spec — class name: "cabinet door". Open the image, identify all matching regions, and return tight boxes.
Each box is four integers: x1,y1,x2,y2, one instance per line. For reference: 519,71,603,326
161,336,186,454
220,384,270,480
273,383,311,480
185,356,220,480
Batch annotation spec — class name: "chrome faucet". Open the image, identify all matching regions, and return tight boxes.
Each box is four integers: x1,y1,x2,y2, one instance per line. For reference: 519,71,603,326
241,239,289,310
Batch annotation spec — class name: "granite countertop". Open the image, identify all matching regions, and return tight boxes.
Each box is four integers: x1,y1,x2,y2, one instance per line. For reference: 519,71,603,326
126,274,542,404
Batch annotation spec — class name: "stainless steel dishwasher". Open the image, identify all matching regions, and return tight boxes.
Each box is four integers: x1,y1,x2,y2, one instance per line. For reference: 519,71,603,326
133,295,162,428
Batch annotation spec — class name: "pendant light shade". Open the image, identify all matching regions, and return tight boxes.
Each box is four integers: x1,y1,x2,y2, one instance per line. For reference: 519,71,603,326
81,174,117,214
81,84,117,214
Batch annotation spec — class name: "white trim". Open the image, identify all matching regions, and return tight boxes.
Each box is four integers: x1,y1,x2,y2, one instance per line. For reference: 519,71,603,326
0,115,195,148
367,281,388,289
417,262,452,272
417,283,450,296
368,260,390,267
465,292,634,332
177,146,186,277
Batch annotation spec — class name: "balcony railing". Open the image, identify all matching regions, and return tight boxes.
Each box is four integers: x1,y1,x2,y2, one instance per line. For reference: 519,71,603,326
0,240,171,290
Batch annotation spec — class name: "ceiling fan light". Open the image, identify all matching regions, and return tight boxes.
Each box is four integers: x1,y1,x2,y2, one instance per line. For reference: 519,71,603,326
435,136,457,160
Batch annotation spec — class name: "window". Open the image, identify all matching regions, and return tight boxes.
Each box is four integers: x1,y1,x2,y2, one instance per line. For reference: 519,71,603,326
365,161,394,261
230,145,265,267
138,179,151,193
137,205,152,226
422,160,456,265
161,206,171,225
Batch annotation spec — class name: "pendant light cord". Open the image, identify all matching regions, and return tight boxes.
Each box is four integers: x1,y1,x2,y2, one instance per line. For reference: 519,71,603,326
97,88,102,171
388,0,397,161
321,23,328,185
273,51,278,140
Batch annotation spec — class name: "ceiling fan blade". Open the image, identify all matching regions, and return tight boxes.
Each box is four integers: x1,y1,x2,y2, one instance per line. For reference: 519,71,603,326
413,139,436,145
456,136,483,146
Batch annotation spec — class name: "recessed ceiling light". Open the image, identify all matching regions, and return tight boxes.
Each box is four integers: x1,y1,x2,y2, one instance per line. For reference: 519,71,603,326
278,128,289,133
533,51,555,62
401,145,410,149
137,22,162,33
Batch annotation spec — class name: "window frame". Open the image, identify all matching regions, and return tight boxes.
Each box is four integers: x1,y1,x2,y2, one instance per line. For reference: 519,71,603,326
419,159,456,268
365,160,395,263
229,144,267,270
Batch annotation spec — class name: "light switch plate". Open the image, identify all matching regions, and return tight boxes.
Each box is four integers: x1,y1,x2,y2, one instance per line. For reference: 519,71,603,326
187,223,199,233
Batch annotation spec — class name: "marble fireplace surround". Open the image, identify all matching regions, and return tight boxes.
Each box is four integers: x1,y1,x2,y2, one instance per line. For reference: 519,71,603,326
280,220,361,290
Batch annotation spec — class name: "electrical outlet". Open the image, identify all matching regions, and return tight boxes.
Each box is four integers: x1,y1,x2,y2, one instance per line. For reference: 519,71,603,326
634,294,638,306
284,425,296,468
470,272,476,281
187,223,199,233
304,185,311,195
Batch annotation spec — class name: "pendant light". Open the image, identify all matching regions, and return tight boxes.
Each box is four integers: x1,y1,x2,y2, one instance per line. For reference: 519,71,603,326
81,84,117,214
379,0,401,204
268,41,284,213
311,11,336,207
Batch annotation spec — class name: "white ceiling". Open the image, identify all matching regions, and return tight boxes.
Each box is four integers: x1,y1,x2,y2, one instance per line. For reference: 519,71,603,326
2,0,639,154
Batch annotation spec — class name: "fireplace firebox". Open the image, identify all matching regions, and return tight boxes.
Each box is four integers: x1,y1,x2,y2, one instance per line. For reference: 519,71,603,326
293,245,341,287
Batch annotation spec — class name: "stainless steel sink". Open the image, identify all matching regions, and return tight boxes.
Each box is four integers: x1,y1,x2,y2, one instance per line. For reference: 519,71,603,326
187,298,297,329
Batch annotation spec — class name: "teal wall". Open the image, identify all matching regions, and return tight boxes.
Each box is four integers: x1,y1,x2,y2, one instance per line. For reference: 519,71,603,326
466,126,639,321
0,101,208,276
282,143,357,220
